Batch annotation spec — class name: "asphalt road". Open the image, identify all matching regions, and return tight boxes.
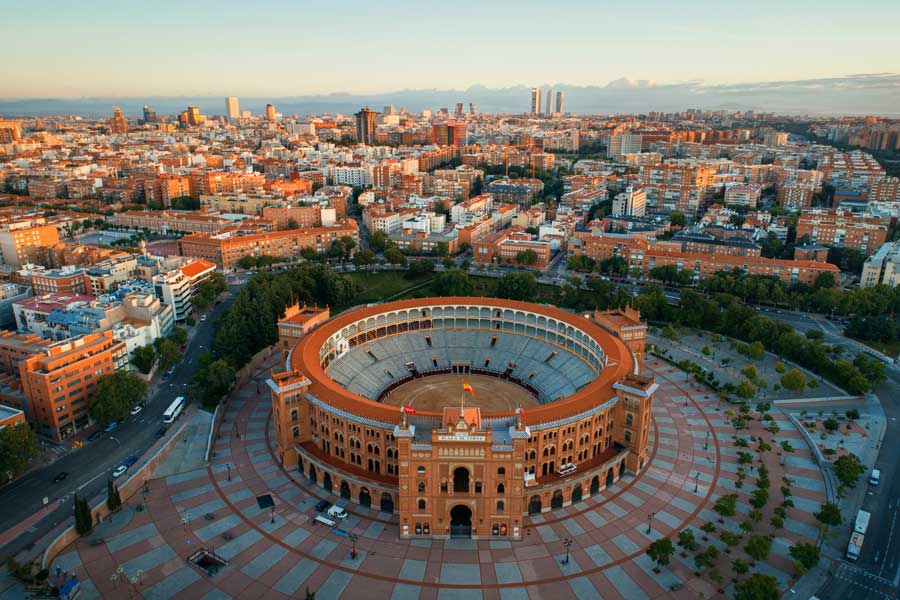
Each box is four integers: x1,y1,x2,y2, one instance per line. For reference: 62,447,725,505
0,290,237,559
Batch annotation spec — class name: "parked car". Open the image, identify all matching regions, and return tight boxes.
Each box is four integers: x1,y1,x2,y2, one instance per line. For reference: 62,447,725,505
124,455,138,468
112,465,127,478
104,421,119,433
200,315,207,322
163,367,175,380
87,430,104,442
327,505,348,519
53,472,69,483
130,405,143,416
155,426,167,438
314,500,331,513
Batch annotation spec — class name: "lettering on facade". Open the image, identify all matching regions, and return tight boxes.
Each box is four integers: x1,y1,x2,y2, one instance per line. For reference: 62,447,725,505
437,434,486,442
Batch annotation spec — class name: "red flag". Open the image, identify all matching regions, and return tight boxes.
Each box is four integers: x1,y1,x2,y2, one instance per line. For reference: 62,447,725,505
462,382,476,397
402,405,417,415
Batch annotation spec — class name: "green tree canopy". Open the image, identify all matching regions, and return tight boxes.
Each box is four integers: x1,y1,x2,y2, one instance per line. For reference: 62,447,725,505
155,338,182,371
744,534,773,562
789,542,820,571
383,247,406,265
131,345,156,374
646,537,675,568
432,269,474,296
495,272,538,301
369,230,388,252
780,368,806,391
833,453,865,488
89,371,147,425
734,573,779,600
0,423,38,480
515,249,539,266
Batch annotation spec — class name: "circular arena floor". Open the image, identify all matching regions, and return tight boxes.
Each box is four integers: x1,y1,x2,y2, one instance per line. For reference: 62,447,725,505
381,373,540,412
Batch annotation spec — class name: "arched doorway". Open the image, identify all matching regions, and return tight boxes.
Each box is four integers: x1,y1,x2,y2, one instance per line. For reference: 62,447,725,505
571,484,583,503
308,464,317,484
453,467,470,494
590,476,600,495
323,472,332,493
359,487,371,508
551,490,563,509
619,462,625,477
340,481,351,499
528,495,542,515
606,468,614,487
380,493,394,513
450,505,472,538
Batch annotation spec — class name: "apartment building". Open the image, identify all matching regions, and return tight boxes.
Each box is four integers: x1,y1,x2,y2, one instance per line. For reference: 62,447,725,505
611,187,647,217
450,194,494,224
778,183,814,210
473,230,552,268
22,266,87,295
724,185,761,208
20,331,129,440
484,179,544,207
796,209,888,255
114,209,233,234
861,242,900,288
152,259,216,321
178,222,359,269
83,255,138,295
818,151,886,191
261,203,337,230
200,193,282,215
0,218,60,267
638,249,839,286
608,134,643,159
869,177,900,202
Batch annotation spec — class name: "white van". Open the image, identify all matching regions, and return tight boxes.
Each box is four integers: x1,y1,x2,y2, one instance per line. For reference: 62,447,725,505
869,469,881,486
314,515,337,527
327,505,348,519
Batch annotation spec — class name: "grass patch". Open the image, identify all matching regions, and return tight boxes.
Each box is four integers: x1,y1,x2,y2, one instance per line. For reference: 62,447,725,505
348,271,433,304
848,336,900,358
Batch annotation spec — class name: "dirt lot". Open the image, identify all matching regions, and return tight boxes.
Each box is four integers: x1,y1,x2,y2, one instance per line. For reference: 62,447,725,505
382,373,538,412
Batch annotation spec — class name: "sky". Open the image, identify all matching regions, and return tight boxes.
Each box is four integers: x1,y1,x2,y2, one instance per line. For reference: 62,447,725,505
3,0,900,99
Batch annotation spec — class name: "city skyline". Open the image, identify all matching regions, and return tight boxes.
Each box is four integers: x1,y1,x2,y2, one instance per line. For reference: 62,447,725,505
4,0,899,105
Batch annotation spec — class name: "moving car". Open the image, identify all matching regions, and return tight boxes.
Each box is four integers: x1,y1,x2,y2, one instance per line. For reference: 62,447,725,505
327,505,348,519
124,454,138,468
53,472,69,483
163,367,175,380
870,469,881,486
200,315,207,322
130,405,143,416
104,421,119,433
112,465,127,478
314,500,331,513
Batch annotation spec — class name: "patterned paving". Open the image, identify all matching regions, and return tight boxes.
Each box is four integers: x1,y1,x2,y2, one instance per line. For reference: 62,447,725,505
50,357,826,599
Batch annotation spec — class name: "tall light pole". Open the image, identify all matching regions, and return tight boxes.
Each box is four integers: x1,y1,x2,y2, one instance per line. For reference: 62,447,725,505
226,463,231,482
694,472,700,493
349,533,358,559
561,538,573,565
646,512,655,534
704,431,710,451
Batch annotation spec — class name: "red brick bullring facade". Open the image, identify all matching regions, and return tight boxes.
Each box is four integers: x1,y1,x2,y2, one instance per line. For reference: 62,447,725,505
268,298,655,540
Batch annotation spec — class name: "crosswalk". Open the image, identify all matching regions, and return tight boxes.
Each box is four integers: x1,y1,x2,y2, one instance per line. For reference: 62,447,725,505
832,561,900,600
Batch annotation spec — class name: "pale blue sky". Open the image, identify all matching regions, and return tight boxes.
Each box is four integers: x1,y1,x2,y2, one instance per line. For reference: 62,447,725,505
3,0,899,98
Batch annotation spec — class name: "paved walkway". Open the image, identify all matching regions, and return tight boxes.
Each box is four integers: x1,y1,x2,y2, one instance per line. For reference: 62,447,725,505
47,357,828,599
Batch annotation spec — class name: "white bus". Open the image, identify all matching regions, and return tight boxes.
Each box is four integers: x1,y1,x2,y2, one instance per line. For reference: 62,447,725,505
163,396,185,424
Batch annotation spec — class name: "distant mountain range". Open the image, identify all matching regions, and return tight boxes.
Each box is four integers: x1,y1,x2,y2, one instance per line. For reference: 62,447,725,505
2,74,898,117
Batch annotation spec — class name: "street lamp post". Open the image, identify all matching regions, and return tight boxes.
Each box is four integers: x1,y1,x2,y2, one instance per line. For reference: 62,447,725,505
226,464,231,482
646,512,655,534
694,472,700,493
349,533,358,559
561,537,573,565
704,431,710,450
270,506,275,524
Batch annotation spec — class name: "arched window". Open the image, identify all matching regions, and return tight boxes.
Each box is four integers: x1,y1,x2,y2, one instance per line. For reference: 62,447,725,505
418,499,426,510
292,426,299,438
497,500,505,512
418,482,426,492
497,467,506,476
497,483,505,495
417,466,426,474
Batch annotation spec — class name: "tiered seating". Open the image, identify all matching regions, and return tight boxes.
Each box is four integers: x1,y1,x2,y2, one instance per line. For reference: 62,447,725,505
326,327,597,404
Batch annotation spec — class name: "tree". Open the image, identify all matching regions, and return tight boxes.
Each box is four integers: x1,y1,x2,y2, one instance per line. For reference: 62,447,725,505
495,272,538,301
713,494,738,518
780,368,806,391
369,230,388,252
434,241,450,257
677,528,697,551
407,259,435,279
744,534,773,563
669,212,687,228
432,269,474,296
352,248,376,270
833,453,865,488
169,326,188,346
106,479,122,511
206,359,236,402
89,371,147,425
74,494,93,535
733,573,779,600
131,345,156,374
694,545,720,569
731,558,750,576
155,338,182,371
789,542,820,571
0,423,39,480
285,218,300,230
383,247,406,265
515,249,539,266
646,537,675,570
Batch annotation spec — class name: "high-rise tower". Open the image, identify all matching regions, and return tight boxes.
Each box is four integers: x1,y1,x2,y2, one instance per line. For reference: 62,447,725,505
225,97,240,121
355,107,377,144
530,87,542,115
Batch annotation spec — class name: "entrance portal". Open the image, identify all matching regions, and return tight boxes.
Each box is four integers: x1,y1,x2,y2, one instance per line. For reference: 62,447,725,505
453,467,470,494
450,505,472,538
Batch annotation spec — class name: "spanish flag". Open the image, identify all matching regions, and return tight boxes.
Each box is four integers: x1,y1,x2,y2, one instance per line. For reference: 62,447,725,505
463,382,476,397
